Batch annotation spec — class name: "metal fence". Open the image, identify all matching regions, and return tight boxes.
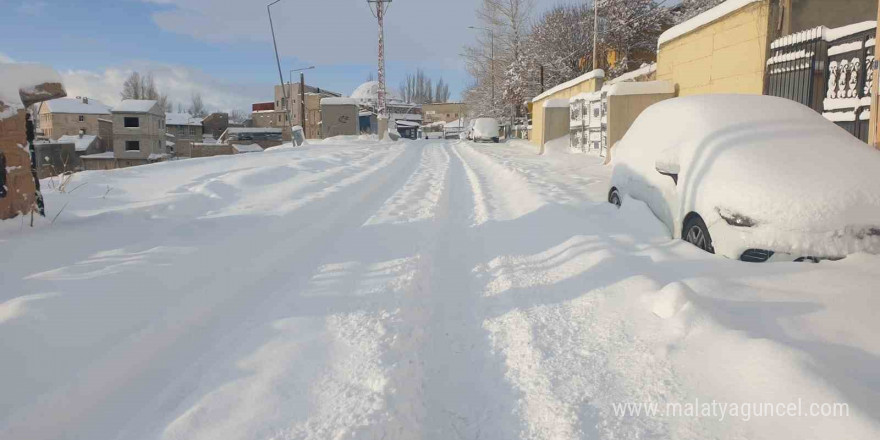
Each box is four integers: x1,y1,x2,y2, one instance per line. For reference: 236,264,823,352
766,24,876,142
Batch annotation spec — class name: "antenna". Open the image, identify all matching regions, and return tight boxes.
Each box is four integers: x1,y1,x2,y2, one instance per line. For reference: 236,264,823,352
367,0,392,119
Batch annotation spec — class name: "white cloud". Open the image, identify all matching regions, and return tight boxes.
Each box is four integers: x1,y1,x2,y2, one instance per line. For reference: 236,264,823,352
60,61,270,113
142,0,478,67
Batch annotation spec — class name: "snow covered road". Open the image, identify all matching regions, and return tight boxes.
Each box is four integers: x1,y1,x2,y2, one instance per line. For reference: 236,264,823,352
2,138,879,439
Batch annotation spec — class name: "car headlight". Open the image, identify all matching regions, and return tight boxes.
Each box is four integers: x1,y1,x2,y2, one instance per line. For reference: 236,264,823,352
718,208,757,228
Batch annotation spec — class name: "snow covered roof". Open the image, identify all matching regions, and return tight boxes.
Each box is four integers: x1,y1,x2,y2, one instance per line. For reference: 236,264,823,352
166,112,203,126
605,80,675,97
321,97,358,106
659,0,761,47
532,69,605,103
350,81,406,105
56,134,98,152
605,63,657,85
225,127,283,134
114,100,158,113
80,151,115,159
0,62,65,120
44,97,111,115
233,143,265,153
543,98,570,108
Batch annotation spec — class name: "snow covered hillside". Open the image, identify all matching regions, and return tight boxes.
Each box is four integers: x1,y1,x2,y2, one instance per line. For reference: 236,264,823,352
1,138,879,439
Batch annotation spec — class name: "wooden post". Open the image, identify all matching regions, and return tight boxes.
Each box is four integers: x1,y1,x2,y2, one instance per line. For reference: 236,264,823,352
870,0,880,149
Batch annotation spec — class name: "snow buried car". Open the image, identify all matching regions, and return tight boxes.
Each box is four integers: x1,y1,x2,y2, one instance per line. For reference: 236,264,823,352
608,94,880,262
472,117,500,143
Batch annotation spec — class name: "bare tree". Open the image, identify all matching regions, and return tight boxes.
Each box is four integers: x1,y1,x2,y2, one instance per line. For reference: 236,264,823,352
435,78,451,103
399,69,438,104
229,109,248,124
188,92,208,118
675,0,724,22
121,71,170,110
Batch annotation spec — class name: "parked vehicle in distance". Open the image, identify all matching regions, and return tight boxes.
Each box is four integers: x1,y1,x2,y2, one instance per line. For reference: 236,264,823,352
472,117,500,143
608,94,880,262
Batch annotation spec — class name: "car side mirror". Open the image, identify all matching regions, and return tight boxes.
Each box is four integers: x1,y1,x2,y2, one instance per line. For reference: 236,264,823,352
654,160,679,185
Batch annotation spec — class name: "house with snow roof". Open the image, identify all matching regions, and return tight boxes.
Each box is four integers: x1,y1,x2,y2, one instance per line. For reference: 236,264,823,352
102,99,167,168
57,132,100,156
38,96,111,141
165,112,203,157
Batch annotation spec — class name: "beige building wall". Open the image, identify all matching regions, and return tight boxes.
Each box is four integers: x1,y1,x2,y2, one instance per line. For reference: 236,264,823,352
112,106,166,161
656,0,772,97
423,103,467,124
38,111,104,140
605,92,675,160
531,74,604,147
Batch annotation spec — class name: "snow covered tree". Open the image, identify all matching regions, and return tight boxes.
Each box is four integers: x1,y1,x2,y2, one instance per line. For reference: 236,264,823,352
598,0,671,76
463,0,534,117
525,3,596,91
675,0,725,23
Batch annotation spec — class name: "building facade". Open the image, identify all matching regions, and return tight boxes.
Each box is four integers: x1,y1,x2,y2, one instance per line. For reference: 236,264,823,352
38,97,111,145
530,69,605,149
422,103,467,124
202,112,229,139
111,100,167,167
165,112,204,157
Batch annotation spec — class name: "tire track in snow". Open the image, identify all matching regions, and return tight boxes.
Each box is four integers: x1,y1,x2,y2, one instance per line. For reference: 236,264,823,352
365,143,451,225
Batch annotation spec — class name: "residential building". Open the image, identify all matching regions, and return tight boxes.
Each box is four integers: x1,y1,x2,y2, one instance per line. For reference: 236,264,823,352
422,103,467,124
0,62,66,220
38,96,111,147
348,81,423,136
33,140,78,178
165,112,203,157
275,83,341,138
202,112,229,139
110,100,168,168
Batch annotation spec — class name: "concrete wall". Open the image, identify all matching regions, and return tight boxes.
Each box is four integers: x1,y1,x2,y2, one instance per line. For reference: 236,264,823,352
657,0,772,96
81,157,117,171
541,107,571,153
98,118,113,153
191,143,234,158
531,75,603,147
202,113,229,139
0,110,36,219
423,103,467,124
112,109,166,160
321,104,359,138
606,92,675,159
34,142,78,178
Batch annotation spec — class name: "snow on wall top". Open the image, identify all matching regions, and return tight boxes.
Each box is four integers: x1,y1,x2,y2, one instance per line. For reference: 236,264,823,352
44,97,111,115
165,112,203,126
321,97,358,106
57,134,98,152
233,143,264,153
543,99,571,108
605,63,657,85
0,62,64,120
532,69,605,103
771,21,877,49
605,80,675,97
113,100,158,113
824,21,877,42
226,127,283,134
658,0,762,47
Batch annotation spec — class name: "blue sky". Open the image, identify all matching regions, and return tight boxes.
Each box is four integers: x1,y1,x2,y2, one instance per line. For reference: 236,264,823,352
0,0,490,112
1,0,680,113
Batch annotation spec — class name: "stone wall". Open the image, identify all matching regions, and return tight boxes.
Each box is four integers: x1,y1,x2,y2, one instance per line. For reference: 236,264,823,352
0,110,36,219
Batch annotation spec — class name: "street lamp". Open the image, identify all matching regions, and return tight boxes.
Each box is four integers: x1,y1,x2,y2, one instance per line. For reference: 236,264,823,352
468,26,494,111
290,66,315,136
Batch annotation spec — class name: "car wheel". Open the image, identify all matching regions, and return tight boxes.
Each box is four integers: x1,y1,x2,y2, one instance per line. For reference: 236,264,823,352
608,188,621,208
683,214,715,254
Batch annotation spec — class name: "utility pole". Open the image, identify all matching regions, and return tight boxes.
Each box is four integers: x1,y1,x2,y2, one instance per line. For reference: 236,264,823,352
290,66,314,138
368,0,392,139
267,0,290,135
593,0,600,71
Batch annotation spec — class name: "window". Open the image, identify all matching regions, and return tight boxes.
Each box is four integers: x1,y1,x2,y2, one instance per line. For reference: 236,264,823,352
278,115,282,122
125,140,140,151
78,115,85,122
124,117,139,128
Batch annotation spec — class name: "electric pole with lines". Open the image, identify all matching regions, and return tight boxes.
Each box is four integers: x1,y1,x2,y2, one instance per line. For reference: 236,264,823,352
368,0,392,138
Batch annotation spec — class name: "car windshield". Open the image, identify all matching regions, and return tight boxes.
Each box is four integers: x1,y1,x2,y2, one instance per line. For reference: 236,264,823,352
2,1,879,439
